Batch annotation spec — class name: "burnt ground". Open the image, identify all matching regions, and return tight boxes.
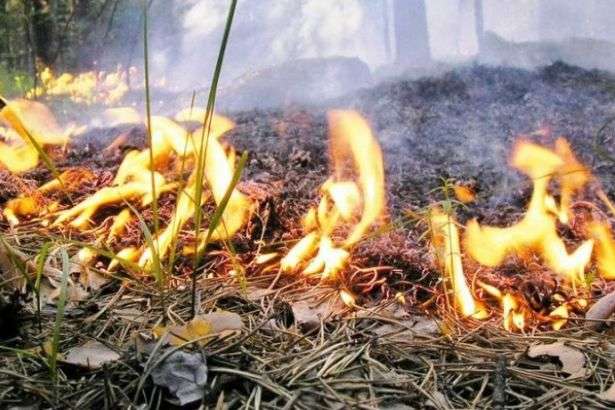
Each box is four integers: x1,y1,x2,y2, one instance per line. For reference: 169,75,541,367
227,61,615,216
1,62,615,408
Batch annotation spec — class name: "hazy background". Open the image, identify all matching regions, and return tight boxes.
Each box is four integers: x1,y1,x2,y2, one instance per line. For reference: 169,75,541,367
146,0,615,91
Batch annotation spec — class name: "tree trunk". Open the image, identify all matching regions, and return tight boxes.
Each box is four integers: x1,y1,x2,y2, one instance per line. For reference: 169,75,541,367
382,0,392,62
393,0,430,66
30,0,54,66
474,0,484,55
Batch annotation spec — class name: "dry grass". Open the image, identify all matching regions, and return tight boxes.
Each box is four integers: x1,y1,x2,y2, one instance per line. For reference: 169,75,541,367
1,231,614,409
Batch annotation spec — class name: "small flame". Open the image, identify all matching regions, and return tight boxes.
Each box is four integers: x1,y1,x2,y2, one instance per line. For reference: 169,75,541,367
430,209,487,319
464,139,593,284
453,184,476,204
28,67,131,105
107,209,133,243
554,138,590,224
280,110,385,279
340,289,356,307
549,304,569,331
138,114,249,268
478,281,526,331
588,221,615,280
501,294,526,332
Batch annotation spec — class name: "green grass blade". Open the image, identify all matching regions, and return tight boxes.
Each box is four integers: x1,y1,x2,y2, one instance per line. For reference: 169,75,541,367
192,0,237,269
142,0,159,241
125,202,164,288
49,247,70,392
35,241,52,333
198,151,248,258
191,151,247,315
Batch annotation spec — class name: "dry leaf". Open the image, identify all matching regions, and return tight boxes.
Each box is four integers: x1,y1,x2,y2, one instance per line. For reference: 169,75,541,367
291,298,343,329
154,311,242,346
599,382,615,402
372,316,440,339
150,350,207,406
426,390,451,409
527,342,586,378
63,340,120,369
245,286,276,301
585,290,615,330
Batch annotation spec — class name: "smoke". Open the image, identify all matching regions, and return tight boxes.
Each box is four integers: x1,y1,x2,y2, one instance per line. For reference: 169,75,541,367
156,0,387,90
134,0,615,116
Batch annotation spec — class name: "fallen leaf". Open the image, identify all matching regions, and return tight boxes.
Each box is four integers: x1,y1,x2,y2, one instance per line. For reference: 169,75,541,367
63,340,120,369
245,286,276,301
154,311,242,346
426,390,451,409
372,316,440,339
150,350,208,406
585,290,615,330
599,381,615,402
291,298,343,329
527,342,586,378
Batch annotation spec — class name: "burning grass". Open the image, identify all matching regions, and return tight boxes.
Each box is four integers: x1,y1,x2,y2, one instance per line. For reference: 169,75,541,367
2,61,615,407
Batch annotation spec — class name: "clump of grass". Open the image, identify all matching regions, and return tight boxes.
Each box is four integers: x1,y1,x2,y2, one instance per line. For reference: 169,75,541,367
190,0,239,317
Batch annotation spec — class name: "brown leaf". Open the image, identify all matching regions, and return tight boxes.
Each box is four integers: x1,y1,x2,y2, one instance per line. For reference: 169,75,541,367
599,382,615,402
63,340,120,369
154,311,242,347
527,342,586,378
291,298,344,329
585,290,615,330
372,316,440,339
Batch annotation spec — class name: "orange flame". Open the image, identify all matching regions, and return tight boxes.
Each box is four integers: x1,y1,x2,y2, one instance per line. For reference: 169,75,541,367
280,110,385,279
431,209,487,319
0,97,74,173
28,66,131,105
588,221,615,280
464,139,593,284
478,281,525,331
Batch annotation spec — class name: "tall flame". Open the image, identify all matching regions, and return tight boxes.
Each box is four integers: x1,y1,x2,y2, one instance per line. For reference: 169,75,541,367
431,209,487,319
280,110,385,279
588,221,615,280
464,139,594,284
0,97,72,173
140,115,250,268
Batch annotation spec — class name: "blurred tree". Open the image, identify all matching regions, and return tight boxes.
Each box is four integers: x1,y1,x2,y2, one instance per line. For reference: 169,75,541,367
393,0,430,66
474,0,484,54
30,0,54,66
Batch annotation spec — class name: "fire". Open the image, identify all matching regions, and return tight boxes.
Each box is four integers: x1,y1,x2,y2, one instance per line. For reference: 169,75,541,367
27,66,132,106
51,112,249,270
464,139,594,284
4,90,615,333
477,281,526,331
430,209,487,319
2,98,250,272
280,110,385,279
0,96,74,173
588,221,615,280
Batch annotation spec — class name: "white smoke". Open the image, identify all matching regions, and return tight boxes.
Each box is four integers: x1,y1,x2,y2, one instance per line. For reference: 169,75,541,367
148,0,615,92
160,0,387,89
